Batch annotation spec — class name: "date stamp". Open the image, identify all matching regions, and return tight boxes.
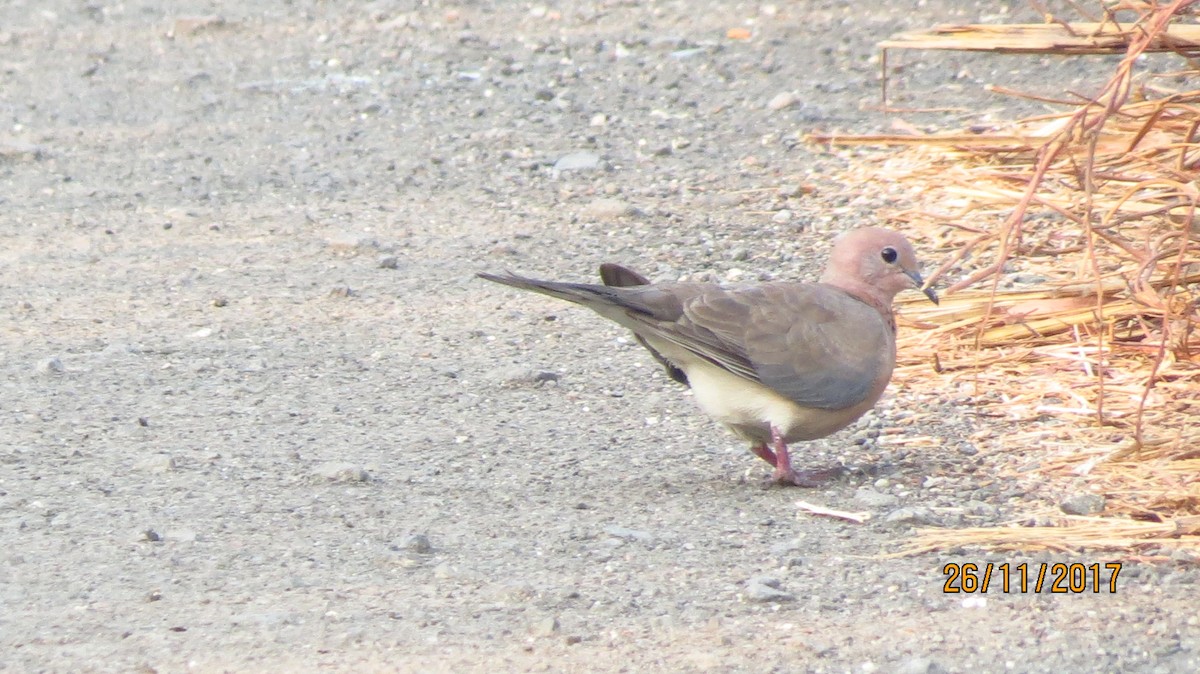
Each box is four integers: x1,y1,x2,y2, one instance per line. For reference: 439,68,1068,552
943,562,1122,594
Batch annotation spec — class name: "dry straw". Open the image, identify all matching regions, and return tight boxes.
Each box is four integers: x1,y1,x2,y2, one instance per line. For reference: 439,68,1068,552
812,2,1200,555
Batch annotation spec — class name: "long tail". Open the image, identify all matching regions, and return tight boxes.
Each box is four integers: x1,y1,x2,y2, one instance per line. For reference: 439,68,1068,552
476,271,633,312
479,269,691,387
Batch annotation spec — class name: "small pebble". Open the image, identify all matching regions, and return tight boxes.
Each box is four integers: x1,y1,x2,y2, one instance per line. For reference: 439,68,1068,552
768,539,805,557
771,209,792,223
313,462,369,483
135,454,177,473
767,91,798,111
580,198,636,220
532,616,560,636
884,507,935,526
744,577,794,603
1060,493,1106,516
777,183,805,198
37,357,65,375
854,487,898,509
399,534,433,554
850,428,878,446
553,151,601,172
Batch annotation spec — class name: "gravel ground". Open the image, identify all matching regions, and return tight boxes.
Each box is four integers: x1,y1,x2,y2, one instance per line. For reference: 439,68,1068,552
3,1,1200,672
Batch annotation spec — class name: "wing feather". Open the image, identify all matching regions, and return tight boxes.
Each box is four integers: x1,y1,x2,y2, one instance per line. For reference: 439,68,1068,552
621,283,893,410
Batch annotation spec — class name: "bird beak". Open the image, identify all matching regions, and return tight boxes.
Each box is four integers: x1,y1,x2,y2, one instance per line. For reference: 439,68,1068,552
905,269,939,305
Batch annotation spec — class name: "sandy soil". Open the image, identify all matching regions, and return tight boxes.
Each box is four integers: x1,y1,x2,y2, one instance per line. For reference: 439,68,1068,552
3,1,1199,672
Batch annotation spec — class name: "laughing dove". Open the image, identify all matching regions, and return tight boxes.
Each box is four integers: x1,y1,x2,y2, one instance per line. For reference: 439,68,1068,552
478,227,938,486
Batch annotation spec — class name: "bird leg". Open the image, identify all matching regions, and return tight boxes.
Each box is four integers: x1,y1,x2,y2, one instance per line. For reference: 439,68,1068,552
769,426,798,485
768,425,842,487
749,443,777,467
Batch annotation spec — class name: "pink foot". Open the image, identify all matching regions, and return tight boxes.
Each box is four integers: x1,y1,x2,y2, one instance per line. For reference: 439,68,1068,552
767,426,843,487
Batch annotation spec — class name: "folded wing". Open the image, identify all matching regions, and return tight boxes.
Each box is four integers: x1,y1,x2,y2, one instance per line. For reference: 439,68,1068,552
618,282,894,411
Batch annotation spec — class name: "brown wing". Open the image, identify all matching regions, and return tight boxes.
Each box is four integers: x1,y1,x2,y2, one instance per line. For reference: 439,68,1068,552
622,282,894,410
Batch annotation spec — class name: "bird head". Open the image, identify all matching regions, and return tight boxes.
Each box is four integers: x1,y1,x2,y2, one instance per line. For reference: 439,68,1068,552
821,227,939,305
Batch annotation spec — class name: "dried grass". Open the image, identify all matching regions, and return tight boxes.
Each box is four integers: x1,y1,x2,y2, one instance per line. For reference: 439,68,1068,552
813,1,1200,556
879,21,1200,55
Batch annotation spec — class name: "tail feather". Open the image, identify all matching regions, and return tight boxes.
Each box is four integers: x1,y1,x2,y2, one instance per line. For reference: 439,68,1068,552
479,267,692,388
476,271,627,310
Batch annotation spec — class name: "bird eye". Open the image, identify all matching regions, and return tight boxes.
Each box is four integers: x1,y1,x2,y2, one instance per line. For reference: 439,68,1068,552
880,247,898,264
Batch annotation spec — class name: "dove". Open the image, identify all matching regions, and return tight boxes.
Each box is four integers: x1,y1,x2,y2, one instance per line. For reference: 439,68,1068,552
478,227,938,486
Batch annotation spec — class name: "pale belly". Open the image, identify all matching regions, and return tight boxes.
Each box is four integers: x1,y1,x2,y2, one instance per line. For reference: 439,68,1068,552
685,359,885,445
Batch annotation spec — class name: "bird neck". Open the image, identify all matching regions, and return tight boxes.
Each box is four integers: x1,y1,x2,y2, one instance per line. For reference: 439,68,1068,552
821,278,897,332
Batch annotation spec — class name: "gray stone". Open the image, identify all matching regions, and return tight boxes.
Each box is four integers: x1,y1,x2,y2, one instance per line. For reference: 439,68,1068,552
313,462,369,483
744,577,794,603
36,357,65,375
135,454,177,473
766,91,798,111
768,539,806,557
532,615,560,636
1060,492,1106,516
553,151,601,172
884,507,936,526
854,487,899,509
777,183,805,198
399,534,433,554
580,198,636,220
